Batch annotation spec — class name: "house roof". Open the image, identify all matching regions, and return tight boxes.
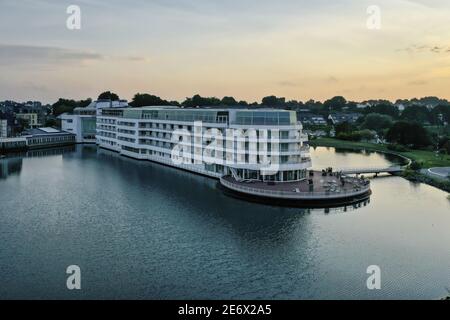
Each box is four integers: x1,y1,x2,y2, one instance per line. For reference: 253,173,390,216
23,127,74,136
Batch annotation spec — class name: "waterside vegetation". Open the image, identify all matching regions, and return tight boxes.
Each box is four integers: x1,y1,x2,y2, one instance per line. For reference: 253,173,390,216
310,138,450,192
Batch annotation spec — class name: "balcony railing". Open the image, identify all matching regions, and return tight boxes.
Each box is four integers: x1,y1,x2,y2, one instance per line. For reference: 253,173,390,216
220,176,371,200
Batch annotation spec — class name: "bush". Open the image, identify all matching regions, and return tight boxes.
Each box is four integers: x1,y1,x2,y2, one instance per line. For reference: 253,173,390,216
362,113,393,132
387,144,409,152
336,132,361,141
402,171,450,193
386,121,431,148
336,130,375,142
358,129,376,141
409,161,423,171
402,169,418,179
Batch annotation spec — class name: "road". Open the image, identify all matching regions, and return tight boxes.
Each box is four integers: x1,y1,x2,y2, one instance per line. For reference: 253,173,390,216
421,167,450,181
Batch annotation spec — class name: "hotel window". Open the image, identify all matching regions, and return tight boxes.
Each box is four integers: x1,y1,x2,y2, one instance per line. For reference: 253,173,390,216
266,115,278,125
279,113,291,125
280,131,289,139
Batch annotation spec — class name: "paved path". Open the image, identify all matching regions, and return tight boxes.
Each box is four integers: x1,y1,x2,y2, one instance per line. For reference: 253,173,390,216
421,167,450,181
339,165,404,175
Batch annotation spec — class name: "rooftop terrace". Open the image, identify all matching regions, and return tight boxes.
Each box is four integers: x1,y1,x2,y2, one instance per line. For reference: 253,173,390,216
220,171,371,201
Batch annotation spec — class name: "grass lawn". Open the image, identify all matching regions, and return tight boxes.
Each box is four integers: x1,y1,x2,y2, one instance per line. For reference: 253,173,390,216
310,138,450,169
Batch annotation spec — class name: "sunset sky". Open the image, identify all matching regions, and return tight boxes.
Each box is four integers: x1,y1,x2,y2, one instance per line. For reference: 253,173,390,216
1,0,450,104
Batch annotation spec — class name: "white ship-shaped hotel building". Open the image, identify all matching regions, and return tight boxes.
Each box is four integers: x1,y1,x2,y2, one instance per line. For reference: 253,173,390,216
96,106,370,205
97,106,312,182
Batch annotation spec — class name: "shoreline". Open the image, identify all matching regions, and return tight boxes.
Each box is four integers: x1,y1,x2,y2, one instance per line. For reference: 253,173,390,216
3,140,449,194
309,138,450,193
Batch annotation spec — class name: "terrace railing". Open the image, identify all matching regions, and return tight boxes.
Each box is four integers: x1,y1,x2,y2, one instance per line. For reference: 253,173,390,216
220,176,371,200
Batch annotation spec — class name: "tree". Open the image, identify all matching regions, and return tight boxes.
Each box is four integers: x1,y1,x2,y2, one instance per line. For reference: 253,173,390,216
261,96,286,107
221,96,238,106
304,99,325,115
53,104,75,117
130,93,172,108
362,113,393,133
335,121,354,135
365,103,400,118
182,95,221,108
401,105,430,124
45,118,57,127
346,101,359,112
410,161,423,171
411,96,449,108
439,137,450,154
285,100,303,110
358,129,376,141
169,101,181,107
430,105,450,125
98,91,119,101
324,96,347,112
386,121,431,148
15,118,29,133
52,98,92,117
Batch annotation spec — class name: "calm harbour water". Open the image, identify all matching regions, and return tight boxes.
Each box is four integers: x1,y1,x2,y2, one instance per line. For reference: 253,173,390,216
0,145,449,300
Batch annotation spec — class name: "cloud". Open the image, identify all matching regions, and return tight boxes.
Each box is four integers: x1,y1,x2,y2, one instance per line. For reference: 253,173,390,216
326,76,339,83
0,44,103,66
0,44,151,67
408,80,428,86
277,80,300,87
397,44,450,54
122,56,149,62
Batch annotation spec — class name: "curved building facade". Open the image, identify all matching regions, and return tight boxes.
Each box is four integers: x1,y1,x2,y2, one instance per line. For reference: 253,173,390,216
97,106,311,182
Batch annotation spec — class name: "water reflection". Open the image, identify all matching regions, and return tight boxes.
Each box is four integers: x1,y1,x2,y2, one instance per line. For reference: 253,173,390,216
3,145,76,159
0,157,22,179
1,145,449,299
1,146,78,179
89,146,376,256
310,146,408,169
96,146,371,213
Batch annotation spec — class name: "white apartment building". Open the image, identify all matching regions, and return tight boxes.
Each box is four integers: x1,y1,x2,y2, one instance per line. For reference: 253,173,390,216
0,119,7,138
16,113,39,128
97,107,312,182
60,99,128,143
